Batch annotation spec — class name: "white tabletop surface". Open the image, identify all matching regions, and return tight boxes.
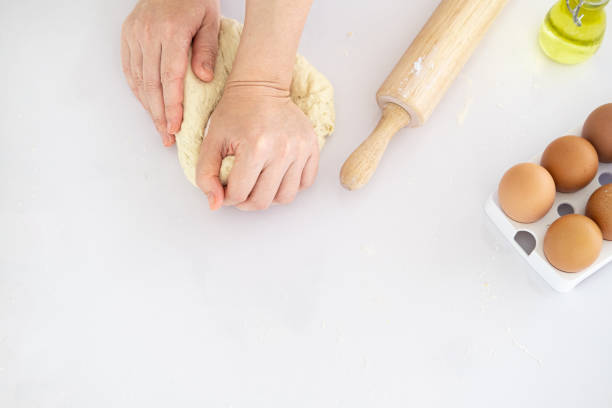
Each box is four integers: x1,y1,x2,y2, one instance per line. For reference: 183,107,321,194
2,0,612,406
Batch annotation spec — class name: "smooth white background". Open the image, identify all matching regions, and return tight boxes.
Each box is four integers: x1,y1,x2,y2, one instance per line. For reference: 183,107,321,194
2,0,612,406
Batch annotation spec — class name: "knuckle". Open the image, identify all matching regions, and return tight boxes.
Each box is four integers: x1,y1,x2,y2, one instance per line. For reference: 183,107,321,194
165,102,182,114
226,188,249,204
121,20,131,37
195,174,208,192
139,21,154,42
298,138,311,154
278,140,292,159
302,174,316,189
122,13,138,32
173,34,192,50
195,174,204,190
161,68,184,86
196,46,217,61
276,191,296,205
132,71,144,86
153,116,166,130
132,12,158,42
128,83,139,96
161,16,185,38
253,136,273,157
311,141,320,156
121,62,131,77
161,21,176,37
165,104,182,122
248,198,270,211
143,79,161,93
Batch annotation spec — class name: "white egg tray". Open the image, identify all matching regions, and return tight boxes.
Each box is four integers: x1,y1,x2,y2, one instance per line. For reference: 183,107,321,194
485,154,612,293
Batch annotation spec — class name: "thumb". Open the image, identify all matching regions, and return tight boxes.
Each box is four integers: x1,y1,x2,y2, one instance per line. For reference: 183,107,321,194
192,13,220,83
196,134,225,211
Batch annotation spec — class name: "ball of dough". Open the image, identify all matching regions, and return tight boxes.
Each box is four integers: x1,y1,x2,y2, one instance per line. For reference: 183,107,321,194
544,214,602,273
175,18,335,187
583,103,612,163
540,135,599,193
586,184,612,240
498,163,556,223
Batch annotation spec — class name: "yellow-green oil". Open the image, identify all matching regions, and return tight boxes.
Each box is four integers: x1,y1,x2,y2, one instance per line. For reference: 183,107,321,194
539,0,608,64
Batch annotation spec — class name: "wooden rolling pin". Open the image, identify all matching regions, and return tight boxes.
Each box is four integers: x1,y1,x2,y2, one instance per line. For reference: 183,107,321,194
340,0,508,190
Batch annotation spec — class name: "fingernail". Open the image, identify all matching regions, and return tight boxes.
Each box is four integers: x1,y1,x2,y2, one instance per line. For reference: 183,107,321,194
207,192,215,210
202,64,213,80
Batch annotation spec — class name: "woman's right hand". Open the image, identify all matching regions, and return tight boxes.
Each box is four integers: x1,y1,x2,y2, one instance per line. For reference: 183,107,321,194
121,0,220,146
196,82,320,211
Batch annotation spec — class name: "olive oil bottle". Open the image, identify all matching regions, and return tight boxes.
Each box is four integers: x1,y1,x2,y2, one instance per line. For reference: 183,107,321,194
539,0,609,64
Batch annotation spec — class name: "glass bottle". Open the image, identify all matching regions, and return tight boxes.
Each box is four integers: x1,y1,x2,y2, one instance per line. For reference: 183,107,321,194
539,0,609,64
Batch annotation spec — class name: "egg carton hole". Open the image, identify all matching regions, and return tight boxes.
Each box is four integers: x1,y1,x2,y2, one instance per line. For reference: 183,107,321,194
557,203,574,216
599,172,612,185
514,231,536,256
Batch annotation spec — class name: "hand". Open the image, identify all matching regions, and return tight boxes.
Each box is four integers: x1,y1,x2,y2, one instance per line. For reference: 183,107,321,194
196,83,320,211
121,0,220,146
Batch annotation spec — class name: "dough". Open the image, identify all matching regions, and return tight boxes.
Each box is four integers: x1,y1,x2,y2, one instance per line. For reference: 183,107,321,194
176,18,335,187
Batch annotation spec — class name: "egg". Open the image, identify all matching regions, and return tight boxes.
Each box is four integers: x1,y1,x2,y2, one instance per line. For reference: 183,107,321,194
498,163,556,223
586,184,612,240
583,103,612,162
544,214,603,273
540,135,599,192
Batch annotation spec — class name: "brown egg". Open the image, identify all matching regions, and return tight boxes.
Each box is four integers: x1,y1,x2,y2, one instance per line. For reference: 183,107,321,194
544,214,603,273
583,103,612,162
498,163,556,223
540,135,599,192
586,184,612,240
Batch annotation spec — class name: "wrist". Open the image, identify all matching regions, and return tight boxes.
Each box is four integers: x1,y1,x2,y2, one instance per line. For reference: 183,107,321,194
228,34,296,90
228,0,312,89
223,79,291,99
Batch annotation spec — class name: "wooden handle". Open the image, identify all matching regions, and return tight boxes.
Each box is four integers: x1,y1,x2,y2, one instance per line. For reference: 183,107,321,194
341,0,508,190
377,0,508,126
340,104,410,190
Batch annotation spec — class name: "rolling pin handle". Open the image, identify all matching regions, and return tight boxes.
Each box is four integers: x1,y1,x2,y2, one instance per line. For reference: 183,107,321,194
340,0,508,191
340,103,411,191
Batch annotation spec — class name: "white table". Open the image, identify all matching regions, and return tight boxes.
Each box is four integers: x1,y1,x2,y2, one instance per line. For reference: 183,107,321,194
2,1,611,406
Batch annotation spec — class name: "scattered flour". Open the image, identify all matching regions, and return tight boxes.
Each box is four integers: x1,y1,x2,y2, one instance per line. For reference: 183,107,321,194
412,57,424,75
506,327,542,366
361,356,368,369
457,78,474,125
457,97,473,125
361,245,377,257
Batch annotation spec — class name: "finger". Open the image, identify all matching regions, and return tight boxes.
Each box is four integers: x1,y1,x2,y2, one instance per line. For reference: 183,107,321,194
196,133,225,211
191,12,220,82
121,37,138,97
160,39,189,135
273,161,304,205
128,40,148,113
142,42,173,146
224,149,266,207
300,149,320,190
236,162,289,211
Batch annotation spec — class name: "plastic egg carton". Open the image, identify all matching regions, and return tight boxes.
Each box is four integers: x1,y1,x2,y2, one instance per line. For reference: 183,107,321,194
485,152,612,292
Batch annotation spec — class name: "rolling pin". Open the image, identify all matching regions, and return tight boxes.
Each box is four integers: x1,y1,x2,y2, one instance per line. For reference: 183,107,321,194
340,0,508,190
